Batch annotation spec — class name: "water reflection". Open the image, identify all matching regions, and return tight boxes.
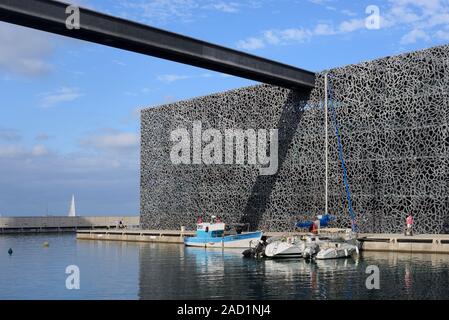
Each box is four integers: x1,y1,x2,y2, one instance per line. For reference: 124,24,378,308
2,234,449,300
138,245,449,300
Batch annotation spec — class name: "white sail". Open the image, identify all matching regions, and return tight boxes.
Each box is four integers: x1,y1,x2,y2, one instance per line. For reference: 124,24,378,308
68,194,76,217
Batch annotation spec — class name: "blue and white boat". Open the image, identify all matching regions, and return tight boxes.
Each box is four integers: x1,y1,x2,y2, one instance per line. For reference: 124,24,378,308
184,222,263,248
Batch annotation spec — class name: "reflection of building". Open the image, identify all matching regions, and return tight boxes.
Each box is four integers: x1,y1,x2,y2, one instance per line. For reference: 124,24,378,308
138,247,362,299
138,245,265,299
141,44,449,233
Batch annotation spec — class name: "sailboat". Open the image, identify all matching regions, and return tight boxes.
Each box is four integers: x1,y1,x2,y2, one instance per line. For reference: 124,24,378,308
261,74,361,260
313,73,359,259
68,194,76,217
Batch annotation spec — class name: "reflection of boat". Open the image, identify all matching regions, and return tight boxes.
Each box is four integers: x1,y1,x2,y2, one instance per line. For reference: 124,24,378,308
184,246,243,276
184,222,263,248
314,256,358,271
316,242,359,260
264,235,320,259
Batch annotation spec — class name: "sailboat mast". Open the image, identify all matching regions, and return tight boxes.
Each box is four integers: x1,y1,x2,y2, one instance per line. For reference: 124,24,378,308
324,73,329,216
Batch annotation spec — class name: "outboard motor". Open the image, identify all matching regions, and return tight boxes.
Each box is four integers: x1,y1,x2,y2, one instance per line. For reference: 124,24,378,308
242,240,266,258
303,245,318,260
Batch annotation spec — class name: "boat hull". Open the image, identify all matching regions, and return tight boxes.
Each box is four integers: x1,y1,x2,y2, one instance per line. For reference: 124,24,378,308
184,231,263,248
264,241,304,258
316,244,358,260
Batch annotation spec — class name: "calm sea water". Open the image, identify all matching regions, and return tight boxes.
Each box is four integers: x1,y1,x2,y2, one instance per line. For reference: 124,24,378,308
1,233,449,300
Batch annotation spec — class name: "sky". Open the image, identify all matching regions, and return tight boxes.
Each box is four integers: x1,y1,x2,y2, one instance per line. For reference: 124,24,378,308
1,0,449,216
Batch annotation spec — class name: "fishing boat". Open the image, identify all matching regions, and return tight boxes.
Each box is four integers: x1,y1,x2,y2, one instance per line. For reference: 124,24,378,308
184,220,263,249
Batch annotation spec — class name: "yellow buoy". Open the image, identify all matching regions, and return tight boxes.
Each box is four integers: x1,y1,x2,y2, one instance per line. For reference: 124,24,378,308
43,242,50,247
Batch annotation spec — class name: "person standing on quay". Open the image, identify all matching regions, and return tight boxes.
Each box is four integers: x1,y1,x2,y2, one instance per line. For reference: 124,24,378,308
405,214,414,236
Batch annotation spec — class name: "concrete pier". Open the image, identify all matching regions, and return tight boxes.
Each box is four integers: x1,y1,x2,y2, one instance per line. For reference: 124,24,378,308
0,216,140,234
77,229,194,243
358,233,449,254
77,229,449,254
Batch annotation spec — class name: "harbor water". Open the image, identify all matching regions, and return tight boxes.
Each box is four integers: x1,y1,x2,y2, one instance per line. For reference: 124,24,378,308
1,233,449,299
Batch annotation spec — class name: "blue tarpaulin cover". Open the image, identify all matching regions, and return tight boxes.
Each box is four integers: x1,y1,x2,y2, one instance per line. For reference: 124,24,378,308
296,214,336,228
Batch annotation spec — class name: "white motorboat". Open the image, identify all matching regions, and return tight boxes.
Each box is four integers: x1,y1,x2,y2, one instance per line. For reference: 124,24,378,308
315,241,359,260
264,236,304,258
264,235,320,259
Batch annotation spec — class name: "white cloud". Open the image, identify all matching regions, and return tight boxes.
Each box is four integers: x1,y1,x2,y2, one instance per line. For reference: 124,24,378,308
207,2,240,13
141,87,157,93
279,28,311,41
307,0,331,4
400,28,430,44
393,0,442,15
35,133,52,141
388,5,421,24
119,0,199,23
236,37,266,50
117,0,265,24
426,13,449,28
157,74,190,83
314,23,336,35
0,23,54,76
338,19,365,33
237,0,449,50
387,0,449,43
435,29,449,40
79,131,139,154
0,145,25,158
0,128,21,142
31,145,49,157
157,73,215,83
238,28,312,50
112,59,127,66
0,128,48,157
0,144,48,158
341,9,357,17
0,142,139,215
263,30,280,45
39,87,84,108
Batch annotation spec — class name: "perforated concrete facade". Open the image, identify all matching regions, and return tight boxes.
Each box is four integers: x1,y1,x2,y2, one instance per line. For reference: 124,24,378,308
141,44,449,233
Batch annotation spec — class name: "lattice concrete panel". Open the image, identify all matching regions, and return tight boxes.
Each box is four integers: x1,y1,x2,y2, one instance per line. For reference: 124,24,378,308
141,44,449,234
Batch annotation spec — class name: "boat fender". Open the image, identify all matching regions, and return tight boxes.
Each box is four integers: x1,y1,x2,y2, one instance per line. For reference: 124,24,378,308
344,249,348,256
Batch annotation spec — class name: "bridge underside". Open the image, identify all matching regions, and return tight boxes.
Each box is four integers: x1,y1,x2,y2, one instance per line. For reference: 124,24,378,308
0,0,315,90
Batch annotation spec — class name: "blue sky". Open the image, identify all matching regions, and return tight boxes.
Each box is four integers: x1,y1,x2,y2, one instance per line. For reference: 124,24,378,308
1,0,449,216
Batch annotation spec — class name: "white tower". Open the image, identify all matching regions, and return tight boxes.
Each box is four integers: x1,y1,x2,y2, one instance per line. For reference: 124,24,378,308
68,194,76,217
